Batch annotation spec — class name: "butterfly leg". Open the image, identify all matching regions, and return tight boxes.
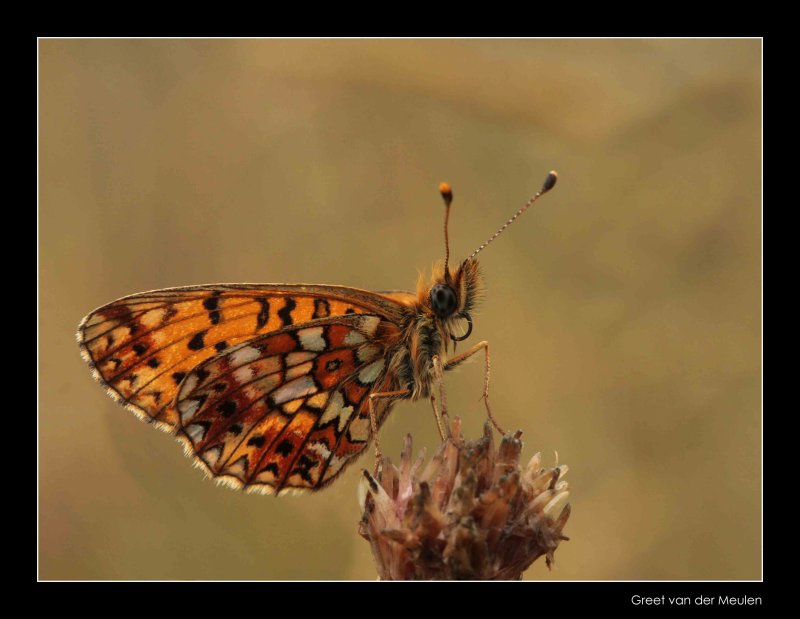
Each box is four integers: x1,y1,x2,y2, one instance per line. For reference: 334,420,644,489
430,355,451,441
444,340,507,435
368,389,410,474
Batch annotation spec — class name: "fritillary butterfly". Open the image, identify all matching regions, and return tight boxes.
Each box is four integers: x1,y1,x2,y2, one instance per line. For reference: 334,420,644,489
78,172,558,495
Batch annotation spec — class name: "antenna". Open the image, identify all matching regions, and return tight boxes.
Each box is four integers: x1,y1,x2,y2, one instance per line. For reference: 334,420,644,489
468,171,558,261
439,182,454,282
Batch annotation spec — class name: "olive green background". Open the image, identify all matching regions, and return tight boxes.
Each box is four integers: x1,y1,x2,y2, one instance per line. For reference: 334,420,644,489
39,39,761,580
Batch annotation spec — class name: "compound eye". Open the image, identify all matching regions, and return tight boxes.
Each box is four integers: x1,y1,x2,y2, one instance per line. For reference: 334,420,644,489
430,284,458,318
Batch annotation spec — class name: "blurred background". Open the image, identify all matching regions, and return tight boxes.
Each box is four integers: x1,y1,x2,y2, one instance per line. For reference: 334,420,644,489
39,39,761,580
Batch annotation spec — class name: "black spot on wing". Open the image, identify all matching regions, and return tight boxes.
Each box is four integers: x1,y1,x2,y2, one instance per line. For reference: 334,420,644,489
230,456,249,475
276,440,293,457
202,291,220,323
278,298,296,327
313,298,330,319
292,455,318,483
286,329,303,351
172,371,186,384
188,331,206,351
260,462,280,476
147,358,160,368
215,340,229,352
256,298,270,331
133,343,147,355
247,435,266,447
218,400,236,418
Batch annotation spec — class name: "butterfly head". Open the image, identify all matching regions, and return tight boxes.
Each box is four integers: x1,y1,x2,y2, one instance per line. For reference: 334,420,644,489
422,172,559,343
420,257,482,343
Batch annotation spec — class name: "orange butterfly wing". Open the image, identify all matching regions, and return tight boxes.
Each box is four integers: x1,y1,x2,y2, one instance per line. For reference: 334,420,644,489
174,313,400,494
77,284,409,430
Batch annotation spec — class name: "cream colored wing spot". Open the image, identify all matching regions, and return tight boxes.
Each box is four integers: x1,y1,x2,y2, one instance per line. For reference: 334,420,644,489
343,330,366,346
307,441,332,461
286,351,317,366
186,422,210,443
270,376,317,405
285,361,314,381
233,356,282,383
298,327,326,352
139,307,171,329
229,345,262,366
227,456,249,480
319,391,355,433
356,343,382,363
233,365,257,384
181,373,198,393
348,417,371,443
354,315,381,337
201,444,224,468
242,373,282,401
179,399,202,424
358,358,385,384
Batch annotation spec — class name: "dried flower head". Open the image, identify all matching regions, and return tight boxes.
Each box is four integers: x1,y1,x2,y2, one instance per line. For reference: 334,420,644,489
358,417,570,580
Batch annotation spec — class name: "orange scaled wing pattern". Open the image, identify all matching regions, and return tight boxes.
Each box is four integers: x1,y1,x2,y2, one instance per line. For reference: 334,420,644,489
78,285,406,492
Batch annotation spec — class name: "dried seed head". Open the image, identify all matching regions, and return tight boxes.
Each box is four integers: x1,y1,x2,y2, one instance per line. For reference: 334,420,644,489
358,418,571,580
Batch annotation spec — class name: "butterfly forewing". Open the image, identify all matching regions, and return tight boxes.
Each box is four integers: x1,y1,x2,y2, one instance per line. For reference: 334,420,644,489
78,284,407,429
175,314,400,494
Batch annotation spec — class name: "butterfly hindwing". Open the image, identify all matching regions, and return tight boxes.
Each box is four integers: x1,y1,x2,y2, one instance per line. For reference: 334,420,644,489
77,284,407,429
175,313,402,494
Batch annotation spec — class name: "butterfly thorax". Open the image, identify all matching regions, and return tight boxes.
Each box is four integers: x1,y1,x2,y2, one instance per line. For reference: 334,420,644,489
384,313,445,401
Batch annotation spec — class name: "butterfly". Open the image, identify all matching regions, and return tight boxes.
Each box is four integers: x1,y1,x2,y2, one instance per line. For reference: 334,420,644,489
77,171,558,496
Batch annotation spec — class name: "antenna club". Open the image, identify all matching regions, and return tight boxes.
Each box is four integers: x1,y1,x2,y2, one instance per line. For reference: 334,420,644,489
439,182,453,206
542,171,558,193
467,168,559,261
